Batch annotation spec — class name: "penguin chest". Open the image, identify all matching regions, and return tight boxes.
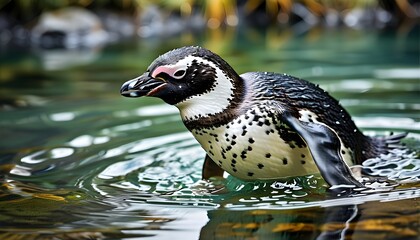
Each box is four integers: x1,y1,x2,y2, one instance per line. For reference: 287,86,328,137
191,107,320,180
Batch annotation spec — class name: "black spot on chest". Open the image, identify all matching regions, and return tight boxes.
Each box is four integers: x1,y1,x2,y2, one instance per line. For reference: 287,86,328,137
274,122,306,148
247,107,307,148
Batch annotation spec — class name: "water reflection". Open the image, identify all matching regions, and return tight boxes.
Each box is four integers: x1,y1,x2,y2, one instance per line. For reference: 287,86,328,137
2,95,419,239
69,135,110,147
201,196,419,240
374,68,420,79
38,48,100,70
49,112,76,121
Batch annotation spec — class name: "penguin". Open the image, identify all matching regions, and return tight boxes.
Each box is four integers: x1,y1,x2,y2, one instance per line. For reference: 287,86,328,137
120,46,406,188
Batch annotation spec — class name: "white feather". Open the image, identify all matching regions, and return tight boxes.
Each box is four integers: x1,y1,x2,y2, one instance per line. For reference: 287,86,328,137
170,55,234,120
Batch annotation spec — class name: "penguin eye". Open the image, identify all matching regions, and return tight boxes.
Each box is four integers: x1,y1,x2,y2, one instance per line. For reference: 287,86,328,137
173,69,186,79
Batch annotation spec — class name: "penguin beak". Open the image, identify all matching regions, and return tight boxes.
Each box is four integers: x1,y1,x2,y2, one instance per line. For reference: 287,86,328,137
120,73,167,98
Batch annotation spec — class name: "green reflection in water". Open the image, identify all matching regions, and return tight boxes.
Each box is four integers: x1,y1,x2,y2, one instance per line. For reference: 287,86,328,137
0,27,419,239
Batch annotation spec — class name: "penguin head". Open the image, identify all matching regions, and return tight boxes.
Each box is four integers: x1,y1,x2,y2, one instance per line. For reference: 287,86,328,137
121,46,243,120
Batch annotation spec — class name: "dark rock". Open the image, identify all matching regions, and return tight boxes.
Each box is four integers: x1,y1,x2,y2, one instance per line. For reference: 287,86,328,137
31,7,108,49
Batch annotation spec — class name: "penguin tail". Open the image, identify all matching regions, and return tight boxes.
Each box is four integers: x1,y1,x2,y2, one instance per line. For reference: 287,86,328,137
372,132,408,155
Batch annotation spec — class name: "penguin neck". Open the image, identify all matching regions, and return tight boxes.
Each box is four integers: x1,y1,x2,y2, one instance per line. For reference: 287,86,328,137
178,74,247,130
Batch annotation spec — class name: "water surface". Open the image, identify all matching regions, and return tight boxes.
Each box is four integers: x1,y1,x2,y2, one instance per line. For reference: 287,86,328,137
0,27,419,239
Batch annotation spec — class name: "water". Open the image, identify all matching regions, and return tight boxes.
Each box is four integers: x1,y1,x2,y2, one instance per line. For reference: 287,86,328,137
0,27,419,239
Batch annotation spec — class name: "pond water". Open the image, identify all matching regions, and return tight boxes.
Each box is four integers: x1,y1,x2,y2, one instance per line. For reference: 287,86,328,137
0,27,419,239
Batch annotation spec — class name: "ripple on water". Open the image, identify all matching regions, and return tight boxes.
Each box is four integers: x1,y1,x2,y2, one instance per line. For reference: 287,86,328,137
6,102,420,212
362,149,420,183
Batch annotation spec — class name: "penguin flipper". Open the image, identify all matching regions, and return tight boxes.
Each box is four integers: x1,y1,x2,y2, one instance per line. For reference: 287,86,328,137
202,154,224,179
281,111,364,188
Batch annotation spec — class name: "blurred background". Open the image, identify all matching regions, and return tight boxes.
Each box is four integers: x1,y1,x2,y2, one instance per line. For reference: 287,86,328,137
0,0,418,49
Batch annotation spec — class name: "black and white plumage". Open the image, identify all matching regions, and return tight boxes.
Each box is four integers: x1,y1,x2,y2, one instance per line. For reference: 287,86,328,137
120,46,406,188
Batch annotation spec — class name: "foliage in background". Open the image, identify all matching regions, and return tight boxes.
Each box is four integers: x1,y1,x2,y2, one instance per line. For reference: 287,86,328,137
0,0,418,27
